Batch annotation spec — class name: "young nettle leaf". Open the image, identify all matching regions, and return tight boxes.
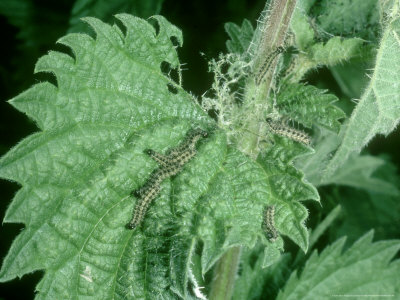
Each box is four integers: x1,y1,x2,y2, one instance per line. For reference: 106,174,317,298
257,136,319,253
276,82,345,132
308,37,365,66
215,14,325,255
277,231,400,300
308,0,380,41
289,1,368,81
225,19,254,55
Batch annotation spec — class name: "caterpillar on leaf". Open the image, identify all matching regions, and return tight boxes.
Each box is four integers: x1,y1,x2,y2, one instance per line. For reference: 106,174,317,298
127,128,208,230
266,118,311,146
262,205,279,242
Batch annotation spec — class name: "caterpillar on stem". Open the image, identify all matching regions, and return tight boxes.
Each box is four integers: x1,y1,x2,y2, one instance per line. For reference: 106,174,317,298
255,46,284,85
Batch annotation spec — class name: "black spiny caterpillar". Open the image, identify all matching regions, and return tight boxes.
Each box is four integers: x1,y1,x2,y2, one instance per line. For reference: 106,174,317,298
262,205,278,242
255,46,284,85
266,118,311,146
127,128,208,229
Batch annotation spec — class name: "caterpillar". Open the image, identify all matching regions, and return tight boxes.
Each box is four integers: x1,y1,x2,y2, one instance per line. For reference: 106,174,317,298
262,205,278,242
282,56,297,78
255,46,284,85
266,118,311,146
127,128,208,229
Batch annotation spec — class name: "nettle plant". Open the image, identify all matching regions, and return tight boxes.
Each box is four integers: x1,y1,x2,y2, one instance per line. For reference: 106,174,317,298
1,0,400,299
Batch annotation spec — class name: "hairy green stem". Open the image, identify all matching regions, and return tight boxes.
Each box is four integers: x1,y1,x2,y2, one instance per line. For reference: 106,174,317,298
209,246,241,300
209,1,298,299
254,0,297,67
240,0,297,158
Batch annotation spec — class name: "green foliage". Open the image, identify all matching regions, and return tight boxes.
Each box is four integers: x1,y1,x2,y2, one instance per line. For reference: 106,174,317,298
1,0,400,299
0,11,323,299
331,188,400,245
277,231,400,300
233,246,291,300
323,4,400,179
289,0,372,81
298,126,400,195
309,37,365,66
257,137,319,252
309,0,380,41
225,19,254,54
276,82,345,132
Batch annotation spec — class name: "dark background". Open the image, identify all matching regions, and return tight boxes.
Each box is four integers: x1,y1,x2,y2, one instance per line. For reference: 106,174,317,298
0,0,398,299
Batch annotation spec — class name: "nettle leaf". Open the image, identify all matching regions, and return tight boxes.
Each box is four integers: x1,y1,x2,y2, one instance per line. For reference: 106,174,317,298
308,37,364,66
291,36,366,80
290,2,367,80
323,7,400,179
276,83,345,132
0,13,315,299
290,1,314,50
257,137,319,252
233,246,291,300
225,19,254,54
277,231,400,300
332,188,400,244
322,153,400,195
298,126,400,196
0,14,212,299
